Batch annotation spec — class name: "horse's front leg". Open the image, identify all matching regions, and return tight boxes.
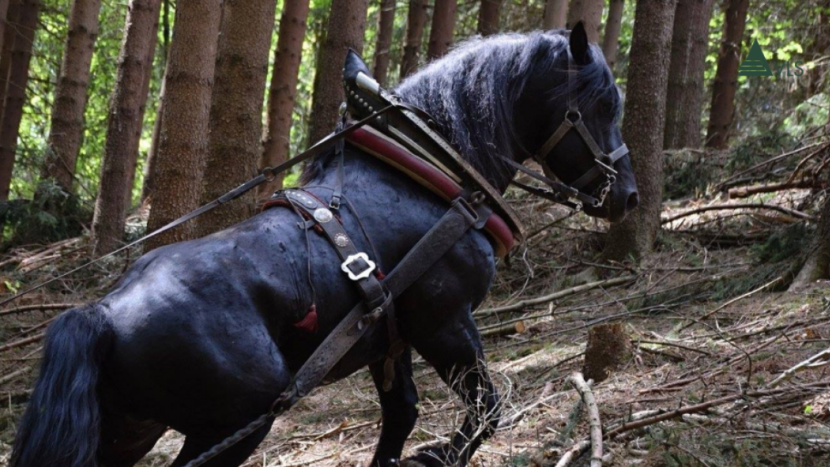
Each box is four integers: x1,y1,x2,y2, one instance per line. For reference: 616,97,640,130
406,311,501,467
369,346,419,467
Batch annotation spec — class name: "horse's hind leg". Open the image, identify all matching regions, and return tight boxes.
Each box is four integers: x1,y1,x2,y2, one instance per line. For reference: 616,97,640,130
170,420,274,467
369,347,419,467
406,311,501,467
98,411,167,467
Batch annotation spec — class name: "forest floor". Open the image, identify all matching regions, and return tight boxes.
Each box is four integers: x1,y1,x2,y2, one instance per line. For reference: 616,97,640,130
2,176,830,466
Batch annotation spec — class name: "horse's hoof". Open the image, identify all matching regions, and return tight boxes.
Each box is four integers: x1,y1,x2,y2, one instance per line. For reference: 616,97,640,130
402,451,444,467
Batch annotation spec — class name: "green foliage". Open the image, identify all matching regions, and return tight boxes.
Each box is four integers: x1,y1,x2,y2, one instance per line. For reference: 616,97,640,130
1,180,90,249
751,223,810,264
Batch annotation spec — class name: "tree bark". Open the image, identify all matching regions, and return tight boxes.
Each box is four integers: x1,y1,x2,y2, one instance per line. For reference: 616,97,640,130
373,0,396,84
0,0,39,201
91,0,160,254
705,0,749,149
477,0,501,36
426,0,457,60
566,0,603,43
664,0,713,149
144,0,223,251
196,0,278,236
0,0,20,116
399,0,427,79
791,195,830,290
0,0,10,55
543,0,567,30
141,51,169,204
260,0,310,198
601,0,624,70
307,0,369,144
603,0,677,262
41,0,103,194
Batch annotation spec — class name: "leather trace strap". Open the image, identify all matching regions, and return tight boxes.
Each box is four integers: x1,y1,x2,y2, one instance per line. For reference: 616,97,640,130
179,196,483,467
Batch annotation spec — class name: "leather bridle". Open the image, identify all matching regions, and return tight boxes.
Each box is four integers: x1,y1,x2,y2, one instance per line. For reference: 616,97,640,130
503,55,629,210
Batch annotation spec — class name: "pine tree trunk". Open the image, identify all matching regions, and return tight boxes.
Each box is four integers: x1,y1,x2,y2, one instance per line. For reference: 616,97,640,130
260,0,310,197
41,0,103,194
543,0,567,30
124,21,161,211
141,51,169,203
307,0,369,144
791,195,830,290
399,0,427,79
90,0,160,254
664,0,712,149
566,0,603,43
144,0,223,251
680,0,713,148
0,0,12,68
0,0,39,201
0,0,20,115
426,0,457,60
373,0,396,84
705,0,748,149
196,0,278,236
477,0,501,36
603,0,677,262
601,0,624,70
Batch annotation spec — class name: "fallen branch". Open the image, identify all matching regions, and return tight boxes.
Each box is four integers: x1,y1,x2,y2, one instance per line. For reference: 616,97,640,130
662,203,815,225
679,275,783,331
728,179,816,198
0,332,46,354
0,365,31,386
719,141,828,187
0,302,81,317
769,347,830,388
480,320,525,338
568,372,602,467
475,276,635,317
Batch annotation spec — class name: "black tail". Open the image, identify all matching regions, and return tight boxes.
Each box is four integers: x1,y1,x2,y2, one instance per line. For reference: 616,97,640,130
11,304,113,467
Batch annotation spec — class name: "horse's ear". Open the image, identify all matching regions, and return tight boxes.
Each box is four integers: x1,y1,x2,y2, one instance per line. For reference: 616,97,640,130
569,22,592,65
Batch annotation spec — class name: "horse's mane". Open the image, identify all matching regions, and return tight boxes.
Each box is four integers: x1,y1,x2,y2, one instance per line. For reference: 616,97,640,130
301,31,620,186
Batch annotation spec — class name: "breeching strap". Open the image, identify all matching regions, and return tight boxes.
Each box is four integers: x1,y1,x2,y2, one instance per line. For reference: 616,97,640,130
0,105,397,308
180,196,484,467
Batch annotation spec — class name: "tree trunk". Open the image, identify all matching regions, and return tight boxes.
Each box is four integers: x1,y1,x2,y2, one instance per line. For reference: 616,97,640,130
399,0,427,79
90,0,160,254
0,0,19,114
601,0,624,70
307,0,369,144
195,0,278,237
41,0,102,194
806,0,829,96
426,0,457,60
566,0,603,43
543,0,567,30
680,0,713,148
0,0,39,201
260,0,310,197
373,0,396,84
141,51,169,204
122,29,157,212
791,195,830,290
664,0,713,149
583,323,632,383
477,0,501,36
603,0,677,262
144,0,223,251
705,0,749,149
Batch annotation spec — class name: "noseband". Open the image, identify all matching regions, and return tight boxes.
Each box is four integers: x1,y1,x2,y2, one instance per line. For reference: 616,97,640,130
505,55,629,210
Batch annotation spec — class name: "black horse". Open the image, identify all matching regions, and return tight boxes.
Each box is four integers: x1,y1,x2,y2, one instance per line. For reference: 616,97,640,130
11,25,637,467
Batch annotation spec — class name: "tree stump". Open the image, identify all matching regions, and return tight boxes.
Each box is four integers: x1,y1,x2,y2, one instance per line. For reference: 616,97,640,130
582,323,632,383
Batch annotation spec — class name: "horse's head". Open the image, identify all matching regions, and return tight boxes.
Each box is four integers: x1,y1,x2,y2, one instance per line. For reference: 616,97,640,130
513,23,638,222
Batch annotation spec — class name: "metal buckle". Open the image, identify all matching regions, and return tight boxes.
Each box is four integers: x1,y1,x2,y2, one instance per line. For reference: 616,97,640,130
341,252,376,281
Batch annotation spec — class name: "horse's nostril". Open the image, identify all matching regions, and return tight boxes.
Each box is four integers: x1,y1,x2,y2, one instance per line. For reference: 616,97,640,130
626,192,639,211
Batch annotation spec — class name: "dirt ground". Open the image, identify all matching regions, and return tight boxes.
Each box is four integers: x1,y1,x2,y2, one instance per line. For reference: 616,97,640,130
2,187,830,467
